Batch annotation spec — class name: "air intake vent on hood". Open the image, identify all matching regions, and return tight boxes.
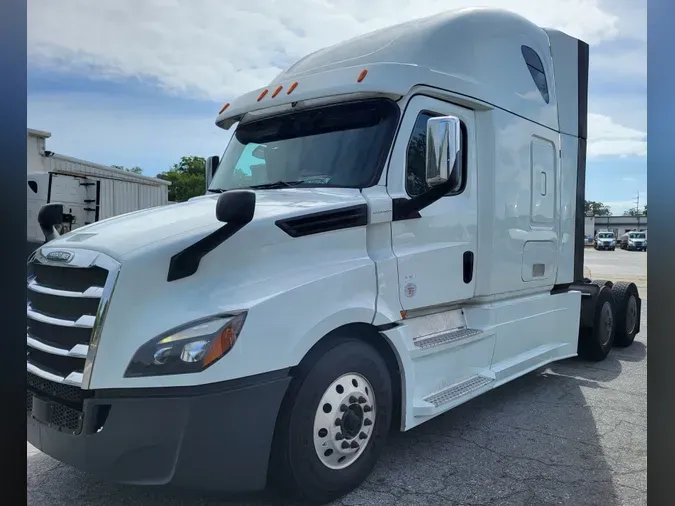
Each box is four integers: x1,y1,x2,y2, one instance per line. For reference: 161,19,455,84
275,204,368,238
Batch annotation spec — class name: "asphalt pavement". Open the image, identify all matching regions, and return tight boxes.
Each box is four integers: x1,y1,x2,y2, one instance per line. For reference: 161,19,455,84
28,249,648,505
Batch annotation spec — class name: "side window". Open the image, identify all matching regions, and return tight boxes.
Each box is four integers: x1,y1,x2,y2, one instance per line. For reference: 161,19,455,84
405,112,466,197
521,46,549,104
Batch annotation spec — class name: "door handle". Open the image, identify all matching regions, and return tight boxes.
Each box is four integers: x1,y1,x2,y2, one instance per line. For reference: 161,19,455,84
463,251,474,284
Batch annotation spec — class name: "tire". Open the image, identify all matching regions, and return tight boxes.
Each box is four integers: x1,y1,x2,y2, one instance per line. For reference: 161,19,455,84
611,281,640,347
611,247,615,251
270,337,393,504
590,279,613,289
578,285,616,361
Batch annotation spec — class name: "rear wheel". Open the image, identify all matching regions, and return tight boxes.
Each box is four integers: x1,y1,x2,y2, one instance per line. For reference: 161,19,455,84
270,337,393,503
590,279,613,289
578,285,616,361
611,282,640,347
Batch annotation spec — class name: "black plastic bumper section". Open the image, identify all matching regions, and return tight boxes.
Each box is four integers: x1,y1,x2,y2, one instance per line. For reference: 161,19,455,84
27,369,291,493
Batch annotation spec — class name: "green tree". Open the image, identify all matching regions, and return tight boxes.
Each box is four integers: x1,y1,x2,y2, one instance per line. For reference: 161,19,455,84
111,164,143,174
624,206,647,217
156,156,206,202
584,200,611,217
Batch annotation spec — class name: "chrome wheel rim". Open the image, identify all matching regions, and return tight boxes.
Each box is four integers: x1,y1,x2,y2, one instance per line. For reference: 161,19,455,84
626,295,638,335
313,373,376,470
599,301,614,346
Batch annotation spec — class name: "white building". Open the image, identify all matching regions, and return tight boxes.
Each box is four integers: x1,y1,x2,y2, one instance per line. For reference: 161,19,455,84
585,215,647,238
27,128,171,254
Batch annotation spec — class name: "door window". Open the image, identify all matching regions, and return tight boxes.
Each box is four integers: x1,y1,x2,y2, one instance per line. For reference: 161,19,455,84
405,112,467,197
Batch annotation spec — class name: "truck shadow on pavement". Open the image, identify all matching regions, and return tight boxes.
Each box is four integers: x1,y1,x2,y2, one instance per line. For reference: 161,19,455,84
28,341,647,506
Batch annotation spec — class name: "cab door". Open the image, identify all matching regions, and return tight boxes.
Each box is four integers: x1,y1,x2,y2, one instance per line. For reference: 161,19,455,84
387,95,478,311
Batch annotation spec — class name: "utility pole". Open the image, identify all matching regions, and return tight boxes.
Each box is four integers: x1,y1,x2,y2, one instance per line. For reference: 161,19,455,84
635,192,641,231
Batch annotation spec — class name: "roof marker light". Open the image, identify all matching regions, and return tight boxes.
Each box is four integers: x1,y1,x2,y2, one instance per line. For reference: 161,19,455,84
257,89,269,101
272,85,283,98
287,82,298,94
218,102,230,114
357,69,368,82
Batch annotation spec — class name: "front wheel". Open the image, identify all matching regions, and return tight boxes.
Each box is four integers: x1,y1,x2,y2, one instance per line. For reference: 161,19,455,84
270,337,393,504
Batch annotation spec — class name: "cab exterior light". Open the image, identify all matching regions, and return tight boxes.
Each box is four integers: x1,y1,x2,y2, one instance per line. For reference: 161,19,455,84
124,312,247,377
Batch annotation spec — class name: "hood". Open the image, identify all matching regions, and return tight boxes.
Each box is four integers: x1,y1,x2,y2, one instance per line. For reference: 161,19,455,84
43,188,366,259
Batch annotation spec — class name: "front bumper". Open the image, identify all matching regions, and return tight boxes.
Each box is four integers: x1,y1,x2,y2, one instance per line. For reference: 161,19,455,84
27,369,291,493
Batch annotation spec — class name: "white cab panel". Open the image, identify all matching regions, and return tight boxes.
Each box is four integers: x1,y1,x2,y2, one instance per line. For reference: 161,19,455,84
388,95,478,311
475,108,562,297
383,290,580,430
465,290,580,385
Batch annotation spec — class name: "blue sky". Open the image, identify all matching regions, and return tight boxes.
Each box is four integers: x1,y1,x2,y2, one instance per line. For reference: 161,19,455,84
27,0,646,215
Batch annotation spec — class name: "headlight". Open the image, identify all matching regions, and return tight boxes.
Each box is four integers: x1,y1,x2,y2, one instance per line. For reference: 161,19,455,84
124,312,247,378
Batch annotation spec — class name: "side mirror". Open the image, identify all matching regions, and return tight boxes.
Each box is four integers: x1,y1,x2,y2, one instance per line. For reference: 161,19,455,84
215,190,256,224
37,203,64,243
205,155,219,192
425,116,462,187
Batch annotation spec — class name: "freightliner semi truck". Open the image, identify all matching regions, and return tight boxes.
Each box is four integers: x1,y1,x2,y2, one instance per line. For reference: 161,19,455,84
26,8,642,504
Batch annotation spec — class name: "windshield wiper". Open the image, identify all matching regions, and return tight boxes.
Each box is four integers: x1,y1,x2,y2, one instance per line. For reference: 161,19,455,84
247,180,306,189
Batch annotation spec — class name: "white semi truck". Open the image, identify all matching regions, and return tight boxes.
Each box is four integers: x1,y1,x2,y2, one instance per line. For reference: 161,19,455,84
26,8,642,504
619,231,647,251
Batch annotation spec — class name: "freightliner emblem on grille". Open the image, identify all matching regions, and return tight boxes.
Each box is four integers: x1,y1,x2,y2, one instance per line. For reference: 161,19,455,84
45,250,73,263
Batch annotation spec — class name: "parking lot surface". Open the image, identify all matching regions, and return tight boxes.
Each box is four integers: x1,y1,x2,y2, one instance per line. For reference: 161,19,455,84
28,250,648,506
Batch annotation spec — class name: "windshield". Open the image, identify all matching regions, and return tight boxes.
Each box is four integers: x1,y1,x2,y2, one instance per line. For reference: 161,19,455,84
629,233,646,239
598,233,614,238
209,98,399,192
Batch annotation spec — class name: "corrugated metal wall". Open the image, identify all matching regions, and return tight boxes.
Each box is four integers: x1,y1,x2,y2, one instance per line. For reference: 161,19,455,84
99,179,115,220
42,153,170,219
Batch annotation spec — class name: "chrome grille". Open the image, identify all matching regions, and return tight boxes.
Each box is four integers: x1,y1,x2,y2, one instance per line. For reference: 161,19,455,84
26,247,120,391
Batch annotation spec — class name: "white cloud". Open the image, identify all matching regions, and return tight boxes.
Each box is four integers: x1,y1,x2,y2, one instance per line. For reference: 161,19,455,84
587,113,647,158
592,47,646,81
27,0,646,160
588,93,646,133
28,0,622,102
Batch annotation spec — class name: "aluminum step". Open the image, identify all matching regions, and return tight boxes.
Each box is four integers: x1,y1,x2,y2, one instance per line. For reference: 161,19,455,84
414,374,495,417
409,327,492,359
414,327,483,349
